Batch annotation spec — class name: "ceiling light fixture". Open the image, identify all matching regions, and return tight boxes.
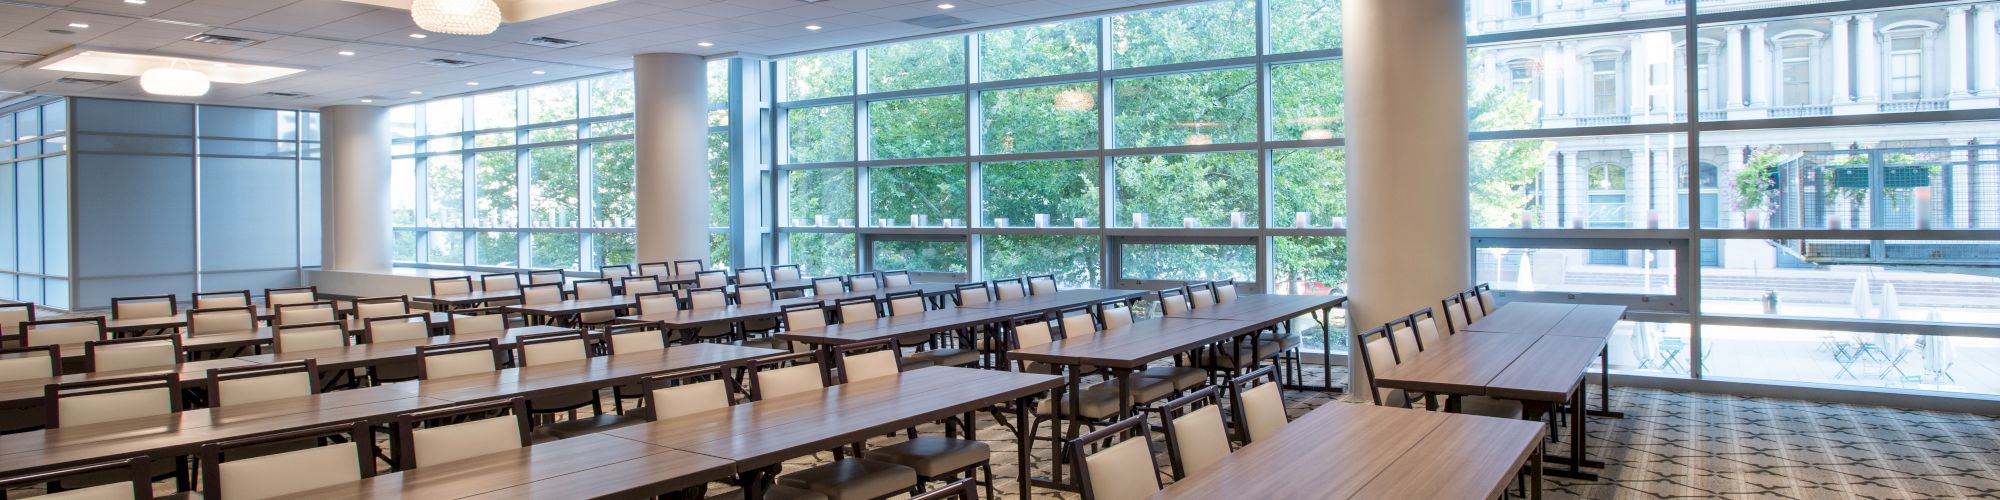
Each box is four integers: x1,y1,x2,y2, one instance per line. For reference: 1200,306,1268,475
938,3,955,9
410,0,503,35
361,99,375,103
697,41,714,47
140,60,210,96
465,81,478,85
34,48,302,87
532,70,545,75
408,33,428,39
68,23,90,28
338,50,356,56
124,0,146,4
804,24,822,30
410,90,423,94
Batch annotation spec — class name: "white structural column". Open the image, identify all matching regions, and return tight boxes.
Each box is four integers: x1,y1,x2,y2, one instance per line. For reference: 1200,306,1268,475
1565,41,1585,115
1748,23,1771,107
1542,42,1562,117
1949,6,1972,97
1725,26,1745,108
1976,6,1998,94
1343,0,1469,387
1629,33,1649,115
1832,16,1852,102
1857,14,1881,102
320,105,392,272
633,53,713,264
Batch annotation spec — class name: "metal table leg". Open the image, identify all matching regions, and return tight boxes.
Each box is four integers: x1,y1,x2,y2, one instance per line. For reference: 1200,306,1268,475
1587,345,1624,418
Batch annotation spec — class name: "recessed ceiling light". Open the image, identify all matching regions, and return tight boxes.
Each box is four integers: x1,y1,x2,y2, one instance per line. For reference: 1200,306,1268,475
697,41,714,47
409,90,423,94
337,50,355,56
68,23,89,29
124,0,146,4
938,3,955,9
804,24,822,31
361,99,374,103
532,70,546,75
408,33,428,39
465,81,478,86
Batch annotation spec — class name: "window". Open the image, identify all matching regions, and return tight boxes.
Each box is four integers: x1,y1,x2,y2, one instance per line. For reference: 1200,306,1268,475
1268,0,1341,54
984,235,1102,286
1591,57,1620,115
786,168,856,227
869,95,966,160
1119,242,1255,282
979,20,1098,81
1114,152,1258,228
786,105,855,164
869,164,967,227
1779,43,1813,106
981,83,1098,154
872,239,968,273
1887,35,1924,101
1271,60,1344,141
1273,148,1344,228
784,52,854,101
787,232,856,276
867,38,965,92
1511,0,1534,17
1112,68,1258,148
982,159,1100,228
529,146,577,227
1111,1,1256,69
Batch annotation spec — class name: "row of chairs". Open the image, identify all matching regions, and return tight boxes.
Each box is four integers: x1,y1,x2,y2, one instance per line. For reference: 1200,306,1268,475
1063,366,1293,500
806,269,918,295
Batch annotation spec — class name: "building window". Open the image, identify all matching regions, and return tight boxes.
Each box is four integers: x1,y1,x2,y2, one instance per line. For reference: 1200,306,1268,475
1508,61,1538,101
1779,43,1813,106
1591,58,1620,115
1511,0,1534,17
1887,35,1924,101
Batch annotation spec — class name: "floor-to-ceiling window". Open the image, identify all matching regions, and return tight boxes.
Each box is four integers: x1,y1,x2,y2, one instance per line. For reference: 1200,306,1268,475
0,98,69,308
1468,0,2000,398
770,0,1349,352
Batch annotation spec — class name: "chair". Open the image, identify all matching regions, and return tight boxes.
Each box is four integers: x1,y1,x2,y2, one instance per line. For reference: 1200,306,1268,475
527,269,566,286
747,351,829,400
737,267,770,285
394,398,533,469
1067,416,1162,500
776,346,924,498
637,262,671,278
272,322,349,353
910,478,978,500
687,287,729,309
1027,275,1058,295
0,344,59,382
1228,366,1289,443
846,272,880,291
417,339,503,380
771,264,804,282
600,264,633,280
693,269,730,289
0,302,33,330
431,276,475,297
781,303,832,352
1186,282,1216,309
1440,293,1473,334
1006,314,1063,375
520,283,565,306
1213,280,1239,303
23,317,109,357
1098,301,1134,329
449,311,516,335
199,422,373,500
881,270,912,287
352,295,413,320
1056,306,1097,339
1464,285,1489,323
84,335,181,372
533,365,736,440
737,283,781,337
620,275,663,297
673,259,706,276
361,313,433,344
264,286,319,309
186,306,257,338
111,294,177,320
0,457,153,500
833,342,994,498
885,290,926,317
991,278,1027,300
813,276,847,296
1386,315,1424,362
953,283,990,307
1410,307,1446,349
634,291,682,315
1150,387,1231,479
835,297,881,324
206,361,319,406
1350,326,1412,407
515,330,604,421
603,321,672,354
44,374,180,428
1157,288,1191,315
481,273,522,292
1473,283,1497,315
193,290,252,309
830,339,907,383
274,300,339,325
571,278,617,325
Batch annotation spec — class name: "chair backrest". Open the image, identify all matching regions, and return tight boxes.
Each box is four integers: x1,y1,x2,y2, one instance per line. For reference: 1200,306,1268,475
45,374,179,428
599,264,633,279
186,306,257,337
23,317,108,353
673,259,706,276
885,290,925,316
201,422,371,500
637,262,671,278
1028,275,1058,295
1154,387,1231,479
527,269,565,285
771,264,803,282
1010,314,1056,350
449,312,512,335
0,457,153,500
1386,315,1422,361
991,278,1027,300
1440,293,1471,334
274,300,338,326
431,276,474,296
396,398,531,468
572,278,614,300
687,287,728,309
265,286,320,309
735,283,774,305
520,283,564,305
749,351,827,400
273,322,350,353
1069,416,1162,500
193,290,252,309
1229,366,1288,444
1474,283,1496,314
641,366,737,420
603,322,671,354
84,335,181,372
1352,326,1399,406
1157,288,1190,315
835,297,880,324
812,277,846,295
694,270,730,289
353,296,412,319
364,313,433,344
735,267,769,285
1463,286,1488,322
1186,282,1217,308
0,303,35,330
635,291,682,315
481,273,521,291
1058,306,1098,337
0,345,60,382
1099,301,1134,329
516,330,589,366
783,303,830,331
954,283,990,306
1214,281,1239,302
621,276,663,297
846,272,879,291
1411,308,1444,349
206,360,319,407
111,294,178,320
880,270,912,287
417,339,502,380
831,339,903,383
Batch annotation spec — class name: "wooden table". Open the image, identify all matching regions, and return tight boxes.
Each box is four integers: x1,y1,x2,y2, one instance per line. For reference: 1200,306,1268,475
1159,293,1347,390
0,358,260,405
806,282,964,308
235,325,573,371
1153,403,1545,500
408,343,782,404
414,289,524,310
953,288,1148,313
287,434,733,500
609,366,1061,500
773,307,1019,348
506,296,639,325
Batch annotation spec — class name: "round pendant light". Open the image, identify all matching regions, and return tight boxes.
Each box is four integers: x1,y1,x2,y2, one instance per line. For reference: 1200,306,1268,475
140,61,210,96
411,0,503,35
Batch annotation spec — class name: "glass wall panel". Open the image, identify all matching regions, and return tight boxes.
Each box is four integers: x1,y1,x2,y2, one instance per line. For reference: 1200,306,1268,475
869,95,966,160
531,232,580,270
1703,124,1995,230
1700,238,2000,323
1473,246,1679,296
1111,1,1256,68
1273,148,1345,228
981,83,1098,154
868,37,966,92
530,146,578,227
786,105,855,164
1113,68,1257,148
430,231,465,264
1703,326,1993,395
870,164,967,227
597,232,635,267
593,141,635,227
1269,0,1341,53
588,74,635,117
1469,134,1686,229
472,92,517,130
787,169,856,227
981,159,1100,228
983,235,1102,286
528,83,578,124
1114,152,1258,228
427,155,464,226
872,239,969,273
1119,242,1255,282
475,232,518,267
980,20,1099,81
474,151,517,227
784,52,855,101
789,233,857,276
1270,60,1343,141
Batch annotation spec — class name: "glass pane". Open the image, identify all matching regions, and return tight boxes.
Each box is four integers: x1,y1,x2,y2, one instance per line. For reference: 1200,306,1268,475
472,92,516,130
1119,243,1255,282
588,74,634,117
1694,5,1989,120
393,230,417,262
589,120,635,137
474,151,517,227
1599,321,1690,376
391,106,416,139
527,125,577,143
1114,152,1258,228
426,137,461,153
786,168,856,227
473,132,513,148
531,232,580,270
1269,0,1341,53
391,158,416,226
429,231,464,264
710,233,730,269
592,141,635,227
867,37,966,92
1700,238,2000,323
530,146,578,227
874,239,968,273
788,232,857,276
1474,246,1679,296
1113,68,1256,148
1472,0,1680,36
869,94,966,160
529,82,578,124
1271,60,1343,141
1273,148,1345,228
1703,125,1993,230
870,164,967,228
708,132,729,228
980,20,1098,81
981,82,1098,154
1274,236,1346,295
1704,326,1993,396
424,98,463,135
708,59,730,109
785,105,854,164
982,159,1100,228
1468,30,1684,131
984,235,1102,287
426,155,463,227
597,232,636,267
1111,1,1256,69
1469,134,1684,229
475,232,518,267
783,52,855,101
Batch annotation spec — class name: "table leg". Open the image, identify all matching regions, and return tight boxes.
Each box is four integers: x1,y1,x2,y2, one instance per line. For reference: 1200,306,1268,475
1587,346,1624,418
737,468,768,500
1543,384,1602,480
1112,367,1133,421
1014,395,1032,500
1531,441,1545,500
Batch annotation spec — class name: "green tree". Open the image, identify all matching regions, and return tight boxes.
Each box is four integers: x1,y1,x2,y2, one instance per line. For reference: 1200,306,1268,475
1466,49,1553,228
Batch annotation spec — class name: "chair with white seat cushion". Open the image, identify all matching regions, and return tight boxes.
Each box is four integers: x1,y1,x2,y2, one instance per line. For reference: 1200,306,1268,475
185,306,257,339
634,291,681,316
201,422,372,500
1228,366,1291,444
1067,416,1162,500
0,302,35,332
772,264,804,282
1410,307,1446,350
23,317,109,360
737,267,770,285
362,313,433,344
1150,387,1232,479
111,294,178,321
81,336,179,374
44,373,180,428
0,457,153,500
837,341,995,498
845,272,880,291
395,398,532,469
0,345,59,382
351,295,414,320
515,330,604,421
416,339,503,380
533,365,737,440
1440,292,1473,335
193,290,252,309
206,360,319,407
1213,280,1239,303
673,259,706,277
570,278,618,325
952,283,990,307
1156,288,1191,316
880,270,912,287
1026,275,1058,295
812,277,847,296
430,276,474,297
527,269,566,286
448,311,515,336
695,270,731,289
637,262,671,279
273,301,338,326
272,321,348,354
990,278,1026,300
620,275,663,297
1186,282,1217,309
747,351,828,401
601,264,633,280
264,286,319,309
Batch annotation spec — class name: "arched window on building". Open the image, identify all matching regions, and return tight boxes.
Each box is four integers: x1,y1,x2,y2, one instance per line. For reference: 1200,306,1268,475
1772,31,1824,107
1506,58,1541,102
1881,23,1938,101
1586,51,1623,115
1676,39,1721,113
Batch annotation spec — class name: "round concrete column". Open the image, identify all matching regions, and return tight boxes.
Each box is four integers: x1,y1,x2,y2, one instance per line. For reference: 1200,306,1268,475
320,104,392,272
633,53,713,264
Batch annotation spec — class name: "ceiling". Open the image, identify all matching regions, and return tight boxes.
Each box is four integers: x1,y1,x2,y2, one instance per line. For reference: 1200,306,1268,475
0,0,1171,109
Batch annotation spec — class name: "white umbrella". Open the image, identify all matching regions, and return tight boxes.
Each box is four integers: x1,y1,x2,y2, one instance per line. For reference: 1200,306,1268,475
1873,282,1901,356
1516,251,1536,293
1922,309,1953,381
1848,274,1872,320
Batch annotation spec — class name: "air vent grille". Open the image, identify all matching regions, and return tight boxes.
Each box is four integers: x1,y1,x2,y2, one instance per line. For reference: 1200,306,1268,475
422,58,478,68
56,77,118,86
263,91,310,98
185,33,262,47
901,14,974,29
519,36,584,49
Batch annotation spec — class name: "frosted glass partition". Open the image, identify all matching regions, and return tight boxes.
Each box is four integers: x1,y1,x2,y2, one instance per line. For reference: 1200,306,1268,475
0,98,69,308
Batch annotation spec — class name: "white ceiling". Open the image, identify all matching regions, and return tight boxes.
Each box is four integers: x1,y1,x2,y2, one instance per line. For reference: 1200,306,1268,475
0,0,1172,109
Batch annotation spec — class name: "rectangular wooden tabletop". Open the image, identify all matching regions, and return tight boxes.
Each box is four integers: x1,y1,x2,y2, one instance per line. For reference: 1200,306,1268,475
806,282,964,302
954,288,1148,312
414,289,524,306
772,308,1016,346
505,296,638,316
618,301,801,329
234,325,573,370
1544,304,1627,339
1484,334,1609,402
1348,408,1547,500
1161,294,1345,323
287,434,733,500
1461,302,1576,335
609,366,1060,470
1152,403,1451,500
1371,331,1540,396
1007,317,1263,369
407,343,781,404
0,358,260,405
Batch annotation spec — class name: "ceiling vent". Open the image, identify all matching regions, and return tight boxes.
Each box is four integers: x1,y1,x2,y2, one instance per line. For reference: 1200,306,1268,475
56,77,119,86
901,14,974,29
422,58,479,68
263,91,310,98
519,36,584,49
185,33,263,47
359,95,396,101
